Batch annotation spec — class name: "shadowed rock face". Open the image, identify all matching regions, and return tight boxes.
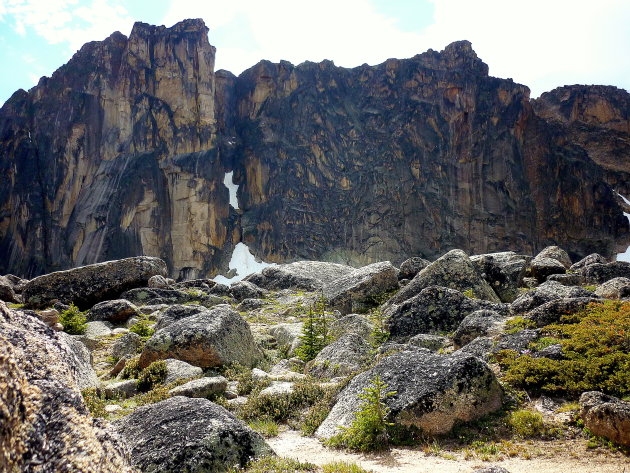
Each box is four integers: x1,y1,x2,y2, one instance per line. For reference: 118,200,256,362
0,19,628,278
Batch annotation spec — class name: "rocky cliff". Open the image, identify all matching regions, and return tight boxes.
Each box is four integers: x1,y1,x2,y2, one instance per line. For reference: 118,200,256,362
0,19,628,278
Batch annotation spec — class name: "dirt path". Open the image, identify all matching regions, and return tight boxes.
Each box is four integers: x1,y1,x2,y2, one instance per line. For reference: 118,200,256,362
268,430,629,473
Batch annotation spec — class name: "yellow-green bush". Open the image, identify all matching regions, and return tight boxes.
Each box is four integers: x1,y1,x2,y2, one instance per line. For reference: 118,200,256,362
507,409,545,438
128,319,154,338
119,356,141,379
59,304,87,335
81,387,106,417
500,301,630,397
137,360,168,392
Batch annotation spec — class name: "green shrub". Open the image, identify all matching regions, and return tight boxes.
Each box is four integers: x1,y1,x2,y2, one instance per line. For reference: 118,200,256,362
223,363,269,395
129,319,154,339
137,360,168,392
321,461,373,473
228,456,317,473
300,398,333,435
295,297,331,362
508,409,545,438
248,418,280,438
370,308,389,346
500,301,630,397
59,304,87,335
119,356,141,379
325,376,396,452
504,316,536,334
81,387,106,417
239,379,324,422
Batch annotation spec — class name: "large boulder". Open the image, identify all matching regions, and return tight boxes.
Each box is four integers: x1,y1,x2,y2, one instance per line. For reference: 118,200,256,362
570,253,607,271
398,257,431,281
138,305,261,369
534,246,572,268
471,252,531,303
154,304,207,331
111,332,143,360
246,261,355,291
452,310,505,348
389,249,501,306
229,281,266,302
385,286,509,339
525,297,599,327
163,358,203,384
120,287,224,307
580,391,630,447
330,314,374,340
594,277,630,299
114,396,273,472
0,303,135,472
316,349,503,438
168,376,228,398
511,281,595,314
305,333,372,378
88,299,139,323
581,261,630,284
323,261,399,314
529,257,566,282
23,256,167,310
0,278,19,303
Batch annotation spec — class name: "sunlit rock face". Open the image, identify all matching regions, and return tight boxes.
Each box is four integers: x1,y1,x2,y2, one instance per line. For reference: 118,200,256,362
0,20,628,279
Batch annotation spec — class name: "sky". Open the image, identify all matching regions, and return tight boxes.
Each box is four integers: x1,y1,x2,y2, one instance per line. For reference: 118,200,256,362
1,0,630,107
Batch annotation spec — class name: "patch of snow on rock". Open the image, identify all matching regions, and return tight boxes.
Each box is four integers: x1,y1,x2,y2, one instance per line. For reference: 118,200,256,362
223,171,239,209
213,243,273,285
616,192,630,262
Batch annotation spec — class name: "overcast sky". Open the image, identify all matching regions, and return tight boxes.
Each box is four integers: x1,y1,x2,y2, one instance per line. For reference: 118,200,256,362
1,0,629,106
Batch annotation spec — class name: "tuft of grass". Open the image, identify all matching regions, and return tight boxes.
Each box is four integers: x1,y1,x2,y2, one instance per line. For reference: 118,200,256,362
223,363,270,396
128,319,154,339
321,461,373,473
462,288,477,299
228,456,317,473
239,379,324,422
248,418,280,438
507,409,546,438
136,360,168,392
81,387,106,417
119,356,141,380
504,316,536,334
59,304,87,334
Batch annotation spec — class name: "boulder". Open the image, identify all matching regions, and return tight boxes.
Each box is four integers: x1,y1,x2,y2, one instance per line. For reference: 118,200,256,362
139,305,261,369
246,261,355,291
208,283,231,297
229,281,266,302
148,275,172,289
546,273,586,286
533,344,564,360
456,336,495,360
0,279,19,303
104,379,139,399
570,253,607,271
111,332,143,360
316,350,503,438
76,321,113,350
58,332,99,389
452,310,505,348
581,261,630,284
580,391,630,447
121,287,224,307
407,334,448,351
0,274,28,294
164,358,203,384
22,256,167,310
525,297,599,327
385,286,509,339
88,299,139,323
594,277,630,299
494,329,540,352
535,246,572,268
305,333,372,378
172,278,217,291
114,396,273,472
269,323,303,351
330,314,374,340
259,381,295,398
389,249,501,306
398,257,431,281
511,281,595,314
323,261,399,314
470,252,531,303
529,257,566,282
0,303,135,472
168,376,228,398
237,298,269,312
154,304,207,331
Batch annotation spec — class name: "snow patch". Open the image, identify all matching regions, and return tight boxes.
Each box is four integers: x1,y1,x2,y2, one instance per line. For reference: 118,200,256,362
213,242,273,285
615,192,630,262
223,171,239,209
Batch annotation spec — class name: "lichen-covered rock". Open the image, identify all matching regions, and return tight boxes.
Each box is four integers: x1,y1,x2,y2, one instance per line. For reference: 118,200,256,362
580,391,630,447
305,333,372,378
139,305,261,368
58,332,99,389
494,329,540,352
22,257,167,310
398,257,431,281
407,334,448,352
104,379,139,399
120,287,223,307
316,349,503,438
0,279,19,303
88,299,139,323
154,304,207,331
0,303,136,472
323,261,399,314
582,261,630,284
111,332,143,360
246,261,355,291
570,253,608,271
546,273,586,286
529,257,566,282
268,323,303,351
535,246,572,268
525,297,599,327
452,310,505,348
385,286,509,339
76,321,113,350
229,281,266,302
389,250,501,306
330,314,374,340
163,358,203,384
168,376,228,398
456,336,495,360
237,298,269,312
114,396,273,472
471,252,531,303
148,275,172,289
511,281,594,314
533,344,564,360
594,277,630,299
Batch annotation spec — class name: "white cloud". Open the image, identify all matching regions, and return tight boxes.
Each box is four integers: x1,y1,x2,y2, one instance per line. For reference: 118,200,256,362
162,0,630,96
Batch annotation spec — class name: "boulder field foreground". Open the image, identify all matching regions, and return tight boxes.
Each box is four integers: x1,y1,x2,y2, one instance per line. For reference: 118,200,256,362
1,246,629,472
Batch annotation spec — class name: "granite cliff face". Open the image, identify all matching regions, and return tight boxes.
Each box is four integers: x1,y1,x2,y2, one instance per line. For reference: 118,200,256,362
0,19,628,278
